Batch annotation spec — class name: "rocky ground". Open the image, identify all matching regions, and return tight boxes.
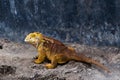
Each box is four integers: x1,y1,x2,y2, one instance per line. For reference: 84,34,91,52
0,38,120,80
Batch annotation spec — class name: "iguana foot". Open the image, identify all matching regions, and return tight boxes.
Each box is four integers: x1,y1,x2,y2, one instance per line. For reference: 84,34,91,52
34,59,42,64
45,63,56,69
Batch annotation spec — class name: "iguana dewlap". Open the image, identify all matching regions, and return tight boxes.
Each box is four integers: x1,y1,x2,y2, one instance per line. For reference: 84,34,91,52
24,32,110,72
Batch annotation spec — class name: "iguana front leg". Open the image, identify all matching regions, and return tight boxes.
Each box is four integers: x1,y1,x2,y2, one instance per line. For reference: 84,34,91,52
34,48,46,64
34,53,45,64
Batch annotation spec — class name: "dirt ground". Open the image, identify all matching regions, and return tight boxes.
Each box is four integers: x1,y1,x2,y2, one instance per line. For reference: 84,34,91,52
0,38,120,80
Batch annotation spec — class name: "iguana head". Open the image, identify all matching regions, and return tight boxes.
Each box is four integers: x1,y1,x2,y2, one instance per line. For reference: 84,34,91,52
24,32,44,46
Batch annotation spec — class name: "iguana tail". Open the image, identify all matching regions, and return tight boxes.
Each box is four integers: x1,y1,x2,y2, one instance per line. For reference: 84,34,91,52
71,54,110,73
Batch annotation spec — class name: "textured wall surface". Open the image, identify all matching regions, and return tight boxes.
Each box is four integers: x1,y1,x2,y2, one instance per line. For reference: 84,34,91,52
0,0,120,47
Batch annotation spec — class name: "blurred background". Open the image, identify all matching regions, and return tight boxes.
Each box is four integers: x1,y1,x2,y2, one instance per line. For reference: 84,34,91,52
0,0,120,47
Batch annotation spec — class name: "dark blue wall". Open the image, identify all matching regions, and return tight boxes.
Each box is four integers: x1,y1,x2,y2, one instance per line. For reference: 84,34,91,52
0,0,120,47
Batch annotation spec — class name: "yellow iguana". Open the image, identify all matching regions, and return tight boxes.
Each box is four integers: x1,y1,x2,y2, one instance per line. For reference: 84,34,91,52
24,32,110,72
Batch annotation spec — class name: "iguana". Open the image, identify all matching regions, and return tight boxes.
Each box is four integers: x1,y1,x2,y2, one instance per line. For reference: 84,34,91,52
24,32,110,72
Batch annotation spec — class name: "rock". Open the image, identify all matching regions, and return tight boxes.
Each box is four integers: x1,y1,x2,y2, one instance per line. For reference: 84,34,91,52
0,39,120,80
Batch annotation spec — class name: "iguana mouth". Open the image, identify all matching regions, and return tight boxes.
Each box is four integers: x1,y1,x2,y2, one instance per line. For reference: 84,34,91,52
24,38,35,46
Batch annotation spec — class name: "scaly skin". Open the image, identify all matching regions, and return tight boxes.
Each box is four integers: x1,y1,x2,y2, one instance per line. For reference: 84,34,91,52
24,32,110,72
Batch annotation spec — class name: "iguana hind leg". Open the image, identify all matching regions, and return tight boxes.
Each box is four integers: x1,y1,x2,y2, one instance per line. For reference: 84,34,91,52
45,54,69,69
45,56,57,69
